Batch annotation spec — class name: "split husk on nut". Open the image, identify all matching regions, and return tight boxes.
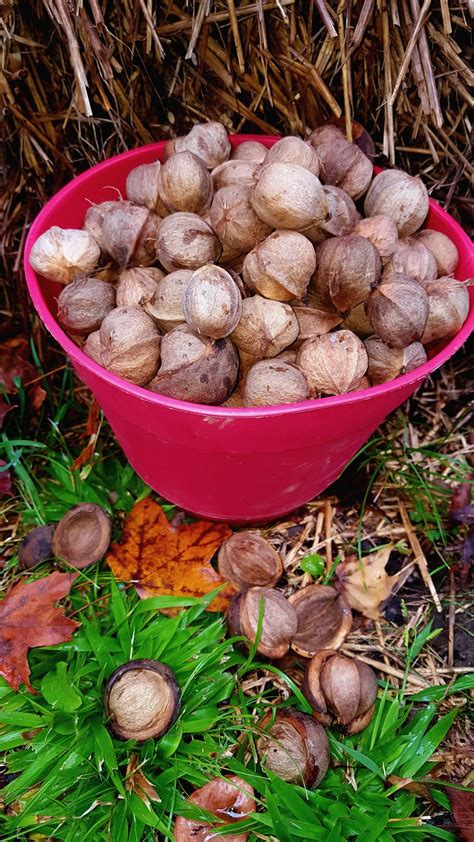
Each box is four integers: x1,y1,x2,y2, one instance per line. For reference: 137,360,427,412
353,214,399,265
293,305,343,345
126,161,168,216
52,502,111,569
210,184,272,253
366,274,429,348
29,226,101,284
383,237,437,284
317,137,372,199
364,169,429,236
243,230,316,302
256,709,329,788
415,229,459,277
116,267,165,310
297,330,368,396
303,650,377,734
57,277,115,336
100,201,161,267
341,301,373,338
174,776,255,842
182,264,242,339
243,360,309,406
158,151,213,214
230,295,299,358
252,162,327,230
100,306,161,385
365,337,427,384
421,278,470,344
227,586,297,659
217,532,283,590
169,121,231,169
301,186,358,243
288,584,352,657
104,658,180,741
312,233,381,313
146,269,192,331
156,212,221,272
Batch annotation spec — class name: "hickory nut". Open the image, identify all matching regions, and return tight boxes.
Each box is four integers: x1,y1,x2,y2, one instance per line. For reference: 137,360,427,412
353,214,399,265
421,278,470,345
53,502,111,569
364,169,429,236
227,586,297,659
168,121,231,169
126,160,168,217
243,230,316,302
116,267,165,310
366,274,429,348
158,151,213,214
297,330,368,396
218,532,283,590
384,237,437,284
29,226,101,285
230,295,299,358
57,277,115,336
252,162,327,230
288,584,352,658
261,136,320,177
243,360,309,407
256,709,329,788
365,336,427,384
182,265,242,339
104,659,180,741
210,184,272,253
231,139,268,163
156,212,221,272
303,650,378,734
211,159,260,191
100,201,161,267
312,233,381,314
415,229,459,277
317,137,373,200
100,306,161,385
174,776,255,842
146,269,192,332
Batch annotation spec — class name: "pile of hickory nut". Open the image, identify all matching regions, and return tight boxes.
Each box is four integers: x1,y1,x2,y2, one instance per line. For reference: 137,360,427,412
29,120,470,407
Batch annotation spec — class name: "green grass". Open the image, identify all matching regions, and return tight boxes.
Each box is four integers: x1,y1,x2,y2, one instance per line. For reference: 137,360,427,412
1,372,473,840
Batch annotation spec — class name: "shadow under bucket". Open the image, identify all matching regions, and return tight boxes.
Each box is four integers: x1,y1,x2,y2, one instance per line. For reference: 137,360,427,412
24,136,474,522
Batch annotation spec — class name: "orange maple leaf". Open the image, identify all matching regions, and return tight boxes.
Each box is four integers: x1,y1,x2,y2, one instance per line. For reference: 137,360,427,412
106,497,235,611
0,572,79,692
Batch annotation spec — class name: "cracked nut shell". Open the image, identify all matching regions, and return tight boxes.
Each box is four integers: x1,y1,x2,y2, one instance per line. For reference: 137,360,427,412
288,584,352,658
104,659,180,741
52,503,111,569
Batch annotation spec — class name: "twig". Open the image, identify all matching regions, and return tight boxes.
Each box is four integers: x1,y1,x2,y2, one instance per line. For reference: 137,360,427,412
226,0,245,73
324,499,333,573
389,0,431,108
447,569,455,669
137,0,165,60
398,500,442,612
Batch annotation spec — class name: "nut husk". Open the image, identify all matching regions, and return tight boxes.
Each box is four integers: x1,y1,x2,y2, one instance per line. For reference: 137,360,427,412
100,306,161,385
312,233,381,313
243,230,316,302
218,532,283,590
288,584,352,658
116,267,165,309
126,161,169,216
156,212,221,272
301,185,358,243
57,277,115,336
353,214,399,265
233,586,298,659
100,201,161,267
174,776,255,842
415,229,459,277
364,169,429,237
317,137,373,199
365,337,427,384
256,709,329,788
104,659,180,741
158,151,213,214
146,269,192,331
383,237,437,284
19,524,55,570
341,301,373,338
252,162,328,230
230,295,299,358
149,324,238,405
303,650,377,734
29,226,101,285
84,201,123,251
210,185,272,253
211,159,260,190
307,124,346,148
421,278,470,344
261,136,320,176
83,330,103,364
243,360,309,407
293,305,343,345
52,502,111,569
231,140,268,163
182,265,242,339
297,330,368,396
366,274,429,348
171,121,231,168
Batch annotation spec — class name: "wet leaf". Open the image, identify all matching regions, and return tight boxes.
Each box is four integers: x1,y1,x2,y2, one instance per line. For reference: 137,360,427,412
125,754,161,806
449,788,474,842
0,572,79,692
0,336,46,412
106,497,234,611
336,546,400,619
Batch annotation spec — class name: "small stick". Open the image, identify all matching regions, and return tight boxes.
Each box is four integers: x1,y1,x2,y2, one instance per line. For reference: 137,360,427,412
226,0,245,73
338,2,353,142
342,649,430,688
315,0,337,38
382,5,395,164
440,0,452,34
324,499,333,573
447,569,455,669
399,501,442,612
388,0,431,108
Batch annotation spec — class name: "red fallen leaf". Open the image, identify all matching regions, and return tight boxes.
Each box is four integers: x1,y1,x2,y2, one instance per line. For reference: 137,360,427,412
0,572,79,692
0,460,13,497
449,789,474,842
0,337,46,412
106,497,235,611
72,399,101,470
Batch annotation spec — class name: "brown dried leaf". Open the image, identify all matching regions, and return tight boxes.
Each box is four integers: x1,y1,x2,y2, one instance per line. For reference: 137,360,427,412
125,754,161,806
106,497,235,611
336,545,400,619
0,572,79,691
449,789,474,842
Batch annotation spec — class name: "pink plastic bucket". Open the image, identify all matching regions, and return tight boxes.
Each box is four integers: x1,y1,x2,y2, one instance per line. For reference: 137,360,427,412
24,135,474,522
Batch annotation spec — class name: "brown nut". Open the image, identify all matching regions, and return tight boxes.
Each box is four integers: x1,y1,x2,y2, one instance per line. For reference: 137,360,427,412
231,140,268,163
210,185,272,253
365,337,427,384
100,306,161,385
126,161,168,216
83,330,103,365
317,137,373,200
312,234,381,314
84,201,123,251
158,151,213,214
384,237,438,284
156,212,221,272
256,709,329,788
104,659,180,741
52,503,111,569
149,324,238,405
341,301,373,339
303,650,377,734
57,277,115,336
19,524,55,570
116,267,165,310
237,586,298,659
211,159,260,191
415,229,459,277
353,214,399,265
243,360,309,407
218,532,283,590
366,274,429,348
242,230,316,302
230,295,299,359
174,776,255,842
288,584,352,658
252,162,327,230
293,305,343,346
29,227,101,285
421,278,470,344
170,121,231,169
182,265,242,339
262,136,320,177
301,186,358,243
364,169,429,237
99,201,160,267
145,269,192,332
297,330,368,396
